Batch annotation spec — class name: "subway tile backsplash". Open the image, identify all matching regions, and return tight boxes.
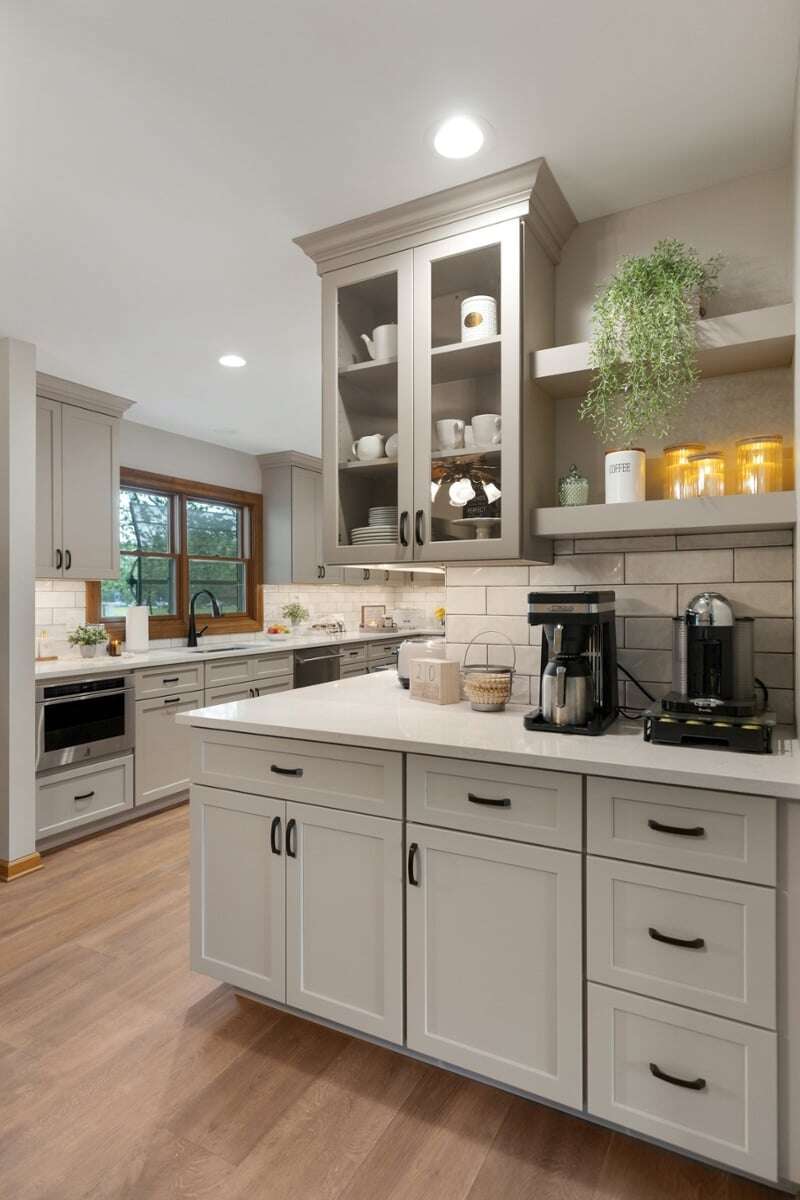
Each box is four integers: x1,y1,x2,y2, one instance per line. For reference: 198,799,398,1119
444,529,795,723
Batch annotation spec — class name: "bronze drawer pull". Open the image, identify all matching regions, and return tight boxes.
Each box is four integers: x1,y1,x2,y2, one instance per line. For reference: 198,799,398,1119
162,677,180,684
648,818,705,837
163,696,181,705
271,765,303,778
467,792,511,808
649,926,705,950
74,791,95,802
649,1062,706,1091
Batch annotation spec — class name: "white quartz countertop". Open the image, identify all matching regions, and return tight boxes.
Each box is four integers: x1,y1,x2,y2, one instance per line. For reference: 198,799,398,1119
178,670,800,800
34,629,443,682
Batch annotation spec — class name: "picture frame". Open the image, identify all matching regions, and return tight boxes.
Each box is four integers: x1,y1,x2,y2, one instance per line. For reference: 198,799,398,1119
360,604,386,630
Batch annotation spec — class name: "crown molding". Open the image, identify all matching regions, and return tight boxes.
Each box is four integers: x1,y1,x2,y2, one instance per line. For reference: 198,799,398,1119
257,450,321,472
294,157,576,273
36,373,135,419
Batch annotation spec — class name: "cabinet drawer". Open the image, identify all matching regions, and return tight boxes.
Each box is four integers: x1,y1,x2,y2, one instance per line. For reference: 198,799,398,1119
250,652,293,681
587,984,777,1181
135,663,204,699
192,730,403,818
251,675,293,696
204,656,252,687
37,754,133,838
587,857,775,1027
367,641,399,662
587,776,776,885
407,754,581,850
205,682,256,706
339,644,367,664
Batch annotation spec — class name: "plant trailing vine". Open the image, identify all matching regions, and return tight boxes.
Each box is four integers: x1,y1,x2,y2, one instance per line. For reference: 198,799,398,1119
579,239,723,447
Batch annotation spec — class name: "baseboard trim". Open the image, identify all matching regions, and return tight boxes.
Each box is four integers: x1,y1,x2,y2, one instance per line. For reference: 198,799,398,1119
0,852,44,882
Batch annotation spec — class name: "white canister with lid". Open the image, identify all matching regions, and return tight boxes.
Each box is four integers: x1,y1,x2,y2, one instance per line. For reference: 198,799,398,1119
460,295,497,342
397,638,444,688
604,448,646,504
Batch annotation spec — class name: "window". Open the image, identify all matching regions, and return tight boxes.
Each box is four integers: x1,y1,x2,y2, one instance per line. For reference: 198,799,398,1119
87,469,263,639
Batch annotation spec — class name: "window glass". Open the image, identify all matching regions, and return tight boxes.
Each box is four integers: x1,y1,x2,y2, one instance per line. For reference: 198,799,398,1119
186,499,241,558
189,560,245,613
119,489,171,553
100,554,177,618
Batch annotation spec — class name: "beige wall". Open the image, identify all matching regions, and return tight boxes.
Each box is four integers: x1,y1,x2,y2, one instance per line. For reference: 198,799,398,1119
121,420,261,492
556,167,792,345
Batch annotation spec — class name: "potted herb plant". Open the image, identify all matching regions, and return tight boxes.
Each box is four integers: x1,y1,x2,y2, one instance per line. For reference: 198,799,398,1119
282,601,309,630
579,239,723,502
68,624,109,658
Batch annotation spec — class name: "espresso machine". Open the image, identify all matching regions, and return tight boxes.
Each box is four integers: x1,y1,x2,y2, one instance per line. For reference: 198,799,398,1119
644,591,775,753
524,591,618,735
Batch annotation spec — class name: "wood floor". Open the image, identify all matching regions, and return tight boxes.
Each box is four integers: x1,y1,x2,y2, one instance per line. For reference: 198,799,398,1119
0,806,783,1200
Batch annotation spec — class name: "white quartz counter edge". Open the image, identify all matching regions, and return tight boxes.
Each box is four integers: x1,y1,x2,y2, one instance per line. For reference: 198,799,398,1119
34,629,442,682
177,670,800,800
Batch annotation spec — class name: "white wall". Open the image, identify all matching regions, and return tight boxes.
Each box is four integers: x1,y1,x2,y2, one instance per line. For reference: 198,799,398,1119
556,167,792,344
121,421,261,492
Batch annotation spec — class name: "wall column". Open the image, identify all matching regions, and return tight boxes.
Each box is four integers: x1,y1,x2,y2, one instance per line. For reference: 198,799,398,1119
0,338,40,880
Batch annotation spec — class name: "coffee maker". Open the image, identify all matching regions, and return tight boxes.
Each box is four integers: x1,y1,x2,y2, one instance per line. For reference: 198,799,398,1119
524,591,618,735
644,591,775,753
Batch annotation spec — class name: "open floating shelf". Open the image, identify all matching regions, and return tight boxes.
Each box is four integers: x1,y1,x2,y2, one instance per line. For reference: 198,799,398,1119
532,490,797,538
431,335,501,384
531,304,794,399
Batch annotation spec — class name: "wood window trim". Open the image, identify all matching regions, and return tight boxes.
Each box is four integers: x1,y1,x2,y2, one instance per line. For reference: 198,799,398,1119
87,467,263,640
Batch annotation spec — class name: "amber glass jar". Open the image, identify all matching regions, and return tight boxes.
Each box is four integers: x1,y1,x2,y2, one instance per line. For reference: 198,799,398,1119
736,435,783,494
662,443,705,499
685,451,725,498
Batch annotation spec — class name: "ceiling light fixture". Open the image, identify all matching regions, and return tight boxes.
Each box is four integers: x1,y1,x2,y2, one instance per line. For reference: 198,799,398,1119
433,115,485,159
218,354,246,368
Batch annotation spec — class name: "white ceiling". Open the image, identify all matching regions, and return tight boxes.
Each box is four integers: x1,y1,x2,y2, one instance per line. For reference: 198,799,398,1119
4,0,799,456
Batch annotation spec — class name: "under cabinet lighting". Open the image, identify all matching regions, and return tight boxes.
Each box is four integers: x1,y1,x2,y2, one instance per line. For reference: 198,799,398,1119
218,354,246,368
433,116,485,159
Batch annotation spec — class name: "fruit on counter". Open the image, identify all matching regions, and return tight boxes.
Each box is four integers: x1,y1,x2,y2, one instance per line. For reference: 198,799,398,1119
267,624,291,635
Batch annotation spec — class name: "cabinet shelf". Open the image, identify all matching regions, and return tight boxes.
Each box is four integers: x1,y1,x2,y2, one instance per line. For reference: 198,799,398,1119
338,358,398,391
339,457,397,480
531,304,794,399
431,335,501,384
431,447,501,464
532,490,797,538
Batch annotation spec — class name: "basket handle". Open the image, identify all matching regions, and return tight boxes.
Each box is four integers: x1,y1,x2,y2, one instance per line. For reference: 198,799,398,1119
463,630,517,675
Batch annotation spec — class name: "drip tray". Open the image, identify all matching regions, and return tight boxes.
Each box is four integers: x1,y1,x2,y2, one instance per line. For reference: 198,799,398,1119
644,708,776,754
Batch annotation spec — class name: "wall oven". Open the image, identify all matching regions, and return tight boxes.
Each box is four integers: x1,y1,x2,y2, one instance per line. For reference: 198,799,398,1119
36,675,135,773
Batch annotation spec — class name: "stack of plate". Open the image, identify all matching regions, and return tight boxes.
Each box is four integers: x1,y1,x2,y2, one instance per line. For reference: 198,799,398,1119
351,523,397,546
368,506,397,526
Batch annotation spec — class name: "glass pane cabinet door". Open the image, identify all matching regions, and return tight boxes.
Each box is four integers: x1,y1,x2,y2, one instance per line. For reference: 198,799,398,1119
322,252,414,564
412,220,521,561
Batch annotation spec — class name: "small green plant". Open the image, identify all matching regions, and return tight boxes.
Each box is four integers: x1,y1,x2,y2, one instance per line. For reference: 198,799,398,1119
282,601,309,627
68,624,108,646
580,239,723,447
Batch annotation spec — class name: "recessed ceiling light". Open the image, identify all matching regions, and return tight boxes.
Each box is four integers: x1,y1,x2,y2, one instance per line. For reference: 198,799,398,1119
218,354,246,368
433,115,485,159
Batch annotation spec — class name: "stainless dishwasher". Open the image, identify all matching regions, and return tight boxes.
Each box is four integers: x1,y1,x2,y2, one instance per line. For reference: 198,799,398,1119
294,646,345,687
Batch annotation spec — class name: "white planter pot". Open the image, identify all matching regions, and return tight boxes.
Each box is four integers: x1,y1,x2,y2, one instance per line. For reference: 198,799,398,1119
79,644,99,658
605,448,646,504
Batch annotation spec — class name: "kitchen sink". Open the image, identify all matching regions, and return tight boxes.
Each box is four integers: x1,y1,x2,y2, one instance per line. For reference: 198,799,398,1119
186,644,251,653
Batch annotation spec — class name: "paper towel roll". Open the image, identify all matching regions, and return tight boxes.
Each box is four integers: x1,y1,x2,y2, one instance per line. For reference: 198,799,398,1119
125,605,150,652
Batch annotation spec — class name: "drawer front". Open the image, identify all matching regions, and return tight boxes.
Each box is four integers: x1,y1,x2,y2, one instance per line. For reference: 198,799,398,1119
341,664,368,678
135,663,204,698
407,754,581,850
339,645,367,665
204,656,253,687
587,984,777,1181
205,683,256,706
251,676,293,697
250,652,294,681
193,730,403,818
367,641,399,662
587,857,775,1027
37,754,133,838
587,776,776,885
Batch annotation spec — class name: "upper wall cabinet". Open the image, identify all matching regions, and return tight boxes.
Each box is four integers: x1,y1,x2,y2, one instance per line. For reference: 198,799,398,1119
259,451,343,584
36,375,133,581
296,158,576,565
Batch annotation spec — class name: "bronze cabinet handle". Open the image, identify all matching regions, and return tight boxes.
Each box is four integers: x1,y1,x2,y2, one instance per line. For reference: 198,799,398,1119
649,1062,706,1091
467,792,511,808
649,926,705,950
648,818,705,838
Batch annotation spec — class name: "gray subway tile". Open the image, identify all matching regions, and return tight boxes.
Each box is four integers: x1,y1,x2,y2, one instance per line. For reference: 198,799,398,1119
530,553,624,587
624,617,673,650
625,549,732,585
734,546,794,582
677,529,793,550
575,535,675,554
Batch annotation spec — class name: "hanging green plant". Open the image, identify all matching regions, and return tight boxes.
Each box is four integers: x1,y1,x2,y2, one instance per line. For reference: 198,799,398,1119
579,239,723,447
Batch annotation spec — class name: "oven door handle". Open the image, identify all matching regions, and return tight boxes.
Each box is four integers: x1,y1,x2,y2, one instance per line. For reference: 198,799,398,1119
38,689,131,706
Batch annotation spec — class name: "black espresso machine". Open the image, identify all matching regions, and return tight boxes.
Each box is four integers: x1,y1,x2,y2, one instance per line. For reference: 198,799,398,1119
644,591,775,753
524,591,618,735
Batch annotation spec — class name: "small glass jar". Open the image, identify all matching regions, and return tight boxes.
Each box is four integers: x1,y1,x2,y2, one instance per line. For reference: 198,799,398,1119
558,463,589,507
662,443,705,499
736,435,784,494
685,451,725,497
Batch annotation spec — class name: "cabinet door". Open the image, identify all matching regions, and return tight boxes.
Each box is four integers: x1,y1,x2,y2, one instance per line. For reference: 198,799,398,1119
60,405,119,580
191,784,285,1000
406,822,582,1105
205,682,256,705
312,471,342,582
291,466,323,584
322,250,414,566
412,220,521,561
286,802,403,1044
36,398,63,577
134,690,201,805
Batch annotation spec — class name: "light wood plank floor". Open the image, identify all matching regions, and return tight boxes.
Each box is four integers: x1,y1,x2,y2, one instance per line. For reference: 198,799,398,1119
0,806,783,1200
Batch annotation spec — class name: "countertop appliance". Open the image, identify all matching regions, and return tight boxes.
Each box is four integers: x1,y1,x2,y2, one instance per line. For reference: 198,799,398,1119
524,591,618,735
644,591,775,753
397,638,445,689
36,674,135,773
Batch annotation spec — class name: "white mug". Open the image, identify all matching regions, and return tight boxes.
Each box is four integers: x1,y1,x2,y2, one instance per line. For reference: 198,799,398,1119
361,324,397,362
463,425,475,448
351,434,385,461
472,413,501,446
435,419,465,450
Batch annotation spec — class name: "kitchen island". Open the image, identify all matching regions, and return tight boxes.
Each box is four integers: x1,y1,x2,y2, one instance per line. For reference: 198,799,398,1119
179,672,800,1188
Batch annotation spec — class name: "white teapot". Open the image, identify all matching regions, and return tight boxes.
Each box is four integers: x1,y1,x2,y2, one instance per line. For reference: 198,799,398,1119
361,324,398,362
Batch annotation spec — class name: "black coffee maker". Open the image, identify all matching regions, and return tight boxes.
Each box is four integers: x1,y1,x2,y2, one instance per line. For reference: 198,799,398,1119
524,591,618,735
